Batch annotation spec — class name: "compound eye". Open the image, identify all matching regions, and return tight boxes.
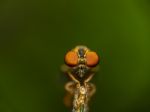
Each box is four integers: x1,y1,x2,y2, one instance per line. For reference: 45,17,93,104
86,51,99,67
65,51,78,66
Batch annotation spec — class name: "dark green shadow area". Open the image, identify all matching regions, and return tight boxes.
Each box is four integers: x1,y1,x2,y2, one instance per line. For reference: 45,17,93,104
0,0,150,112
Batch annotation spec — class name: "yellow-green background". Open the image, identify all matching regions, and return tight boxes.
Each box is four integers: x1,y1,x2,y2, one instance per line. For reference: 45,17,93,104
0,0,150,112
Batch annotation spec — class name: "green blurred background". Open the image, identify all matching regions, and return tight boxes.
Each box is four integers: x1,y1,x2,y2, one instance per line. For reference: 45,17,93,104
0,0,150,112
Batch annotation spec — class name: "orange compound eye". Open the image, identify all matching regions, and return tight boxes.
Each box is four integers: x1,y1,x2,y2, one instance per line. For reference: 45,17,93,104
86,51,99,67
65,51,78,66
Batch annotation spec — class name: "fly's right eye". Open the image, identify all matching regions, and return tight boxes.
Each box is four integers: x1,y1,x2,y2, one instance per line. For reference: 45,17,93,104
86,51,99,67
64,51,78,67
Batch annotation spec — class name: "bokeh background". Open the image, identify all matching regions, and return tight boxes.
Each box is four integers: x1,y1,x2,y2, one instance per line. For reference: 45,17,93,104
0,0,150,112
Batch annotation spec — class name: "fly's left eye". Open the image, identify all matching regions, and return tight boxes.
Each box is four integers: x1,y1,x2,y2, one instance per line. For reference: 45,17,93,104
86,51,99,67
65,51,78,67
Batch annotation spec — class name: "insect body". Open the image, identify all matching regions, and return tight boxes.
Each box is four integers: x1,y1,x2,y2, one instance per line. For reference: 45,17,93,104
62,45,100,112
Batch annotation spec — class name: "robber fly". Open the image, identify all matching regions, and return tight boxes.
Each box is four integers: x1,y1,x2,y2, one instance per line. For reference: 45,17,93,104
62,45,100,112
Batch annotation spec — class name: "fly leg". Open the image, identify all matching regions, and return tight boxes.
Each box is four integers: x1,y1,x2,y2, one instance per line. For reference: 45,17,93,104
64,81,76,108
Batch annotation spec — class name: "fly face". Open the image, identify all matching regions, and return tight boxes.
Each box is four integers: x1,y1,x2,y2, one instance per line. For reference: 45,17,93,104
71,64,89,80
64,45,99,83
